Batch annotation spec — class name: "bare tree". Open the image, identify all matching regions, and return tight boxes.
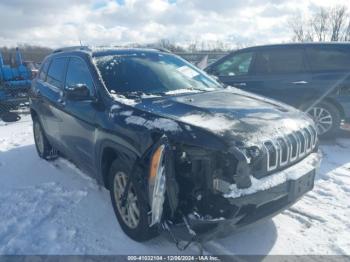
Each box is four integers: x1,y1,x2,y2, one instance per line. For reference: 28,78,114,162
289,14,306,42
330,6,347,41
311,8,329,41
345,20,350,41
156,39,185,52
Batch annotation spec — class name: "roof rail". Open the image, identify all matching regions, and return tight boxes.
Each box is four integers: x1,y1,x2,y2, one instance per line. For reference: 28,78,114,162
149,46,172,53
52,46,91,53
134,44,172,53
156,47,172,53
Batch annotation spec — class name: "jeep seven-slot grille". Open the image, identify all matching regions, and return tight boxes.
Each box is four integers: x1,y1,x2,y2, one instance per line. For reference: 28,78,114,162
263,125,317,172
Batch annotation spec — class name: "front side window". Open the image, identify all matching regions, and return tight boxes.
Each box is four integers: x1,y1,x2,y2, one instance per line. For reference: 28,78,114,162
65,57,94,95
306,47,350,72
213,52,253,76
46,57,67,88
93,52,221,95
254,49,304,74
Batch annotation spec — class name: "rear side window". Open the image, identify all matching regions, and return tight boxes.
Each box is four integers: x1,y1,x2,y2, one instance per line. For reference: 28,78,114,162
65,57,94,94
213,52,253,76
306,47,350,72
46,57,67,89
254,49,305,74
38,59,50,81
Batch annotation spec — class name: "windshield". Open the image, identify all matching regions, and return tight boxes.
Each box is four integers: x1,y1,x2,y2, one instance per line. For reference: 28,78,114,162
93,52,221,96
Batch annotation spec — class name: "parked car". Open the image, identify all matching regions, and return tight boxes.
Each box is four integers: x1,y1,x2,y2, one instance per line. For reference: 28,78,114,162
205,43,350,137
30,47,321,243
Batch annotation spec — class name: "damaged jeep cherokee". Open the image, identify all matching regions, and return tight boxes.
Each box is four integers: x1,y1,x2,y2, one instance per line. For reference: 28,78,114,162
30,47,322,243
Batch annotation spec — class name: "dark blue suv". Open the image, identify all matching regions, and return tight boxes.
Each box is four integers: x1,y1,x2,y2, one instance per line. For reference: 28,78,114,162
30,47,320,242
205,43,350,136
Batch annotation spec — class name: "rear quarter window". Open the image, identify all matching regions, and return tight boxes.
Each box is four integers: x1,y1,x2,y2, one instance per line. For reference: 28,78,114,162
46,57,68,89
306,47,350,72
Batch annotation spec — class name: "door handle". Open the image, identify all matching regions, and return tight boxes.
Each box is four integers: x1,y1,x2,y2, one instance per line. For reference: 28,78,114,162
291,81,308,84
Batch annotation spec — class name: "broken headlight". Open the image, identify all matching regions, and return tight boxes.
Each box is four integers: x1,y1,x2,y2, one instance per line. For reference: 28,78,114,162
148,144,167,226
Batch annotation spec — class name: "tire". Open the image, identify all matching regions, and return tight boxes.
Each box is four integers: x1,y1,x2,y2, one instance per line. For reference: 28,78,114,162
303,101,341,137
108,159,158,242
33,117,58,160
1,112,21,122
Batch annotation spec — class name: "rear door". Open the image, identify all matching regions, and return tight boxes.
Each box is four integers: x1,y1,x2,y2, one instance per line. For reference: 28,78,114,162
246,47,311,107
38,56,68,150
304,45,350,115
59,56,97,172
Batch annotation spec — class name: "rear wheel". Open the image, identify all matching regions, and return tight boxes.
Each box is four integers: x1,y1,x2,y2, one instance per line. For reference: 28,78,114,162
108,159,158,242
33,117,58,160
304,101,341,137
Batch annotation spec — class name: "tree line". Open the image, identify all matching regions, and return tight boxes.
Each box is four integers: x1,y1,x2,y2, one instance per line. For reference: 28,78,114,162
290,5,350,42
0,44,52,64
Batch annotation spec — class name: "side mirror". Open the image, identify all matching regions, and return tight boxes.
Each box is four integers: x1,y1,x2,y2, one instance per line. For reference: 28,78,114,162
65,84,91,101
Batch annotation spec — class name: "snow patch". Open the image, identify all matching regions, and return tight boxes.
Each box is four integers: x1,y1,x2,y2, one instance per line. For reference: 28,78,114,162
0,182,87,254
179,113,233,134
141,93,161,99
109,104,121,118
148,118,181,132
119,110,133,116
164,89,202,95
125,115,147,126
110,93,138,106
125,115,181,132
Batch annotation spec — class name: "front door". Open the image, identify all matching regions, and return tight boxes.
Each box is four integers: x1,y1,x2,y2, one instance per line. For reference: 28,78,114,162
208,51,255,91
59,57,97,173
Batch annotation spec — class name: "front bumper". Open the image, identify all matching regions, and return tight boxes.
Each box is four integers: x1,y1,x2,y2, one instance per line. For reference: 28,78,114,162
169,151,322,241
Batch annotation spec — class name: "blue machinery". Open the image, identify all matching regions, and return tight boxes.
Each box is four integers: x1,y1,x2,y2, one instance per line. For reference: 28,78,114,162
0,48,33,113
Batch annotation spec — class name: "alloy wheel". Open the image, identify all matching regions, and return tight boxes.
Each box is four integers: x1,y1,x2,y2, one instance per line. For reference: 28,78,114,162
307,106,333,135
113,171,140,229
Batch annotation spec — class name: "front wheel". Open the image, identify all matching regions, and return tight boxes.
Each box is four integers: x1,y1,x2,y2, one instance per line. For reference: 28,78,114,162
304,101,341,137
108,159,158,242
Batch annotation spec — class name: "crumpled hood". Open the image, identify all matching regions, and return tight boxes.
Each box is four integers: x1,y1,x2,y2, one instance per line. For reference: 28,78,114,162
133,89,315,146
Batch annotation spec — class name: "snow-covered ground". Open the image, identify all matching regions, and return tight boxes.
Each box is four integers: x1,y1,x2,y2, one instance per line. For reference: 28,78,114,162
0,115,349,255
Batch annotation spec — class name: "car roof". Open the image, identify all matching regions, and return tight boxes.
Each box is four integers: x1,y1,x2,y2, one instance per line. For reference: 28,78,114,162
237,42,350,52
51,46,171,58
92,47,171,57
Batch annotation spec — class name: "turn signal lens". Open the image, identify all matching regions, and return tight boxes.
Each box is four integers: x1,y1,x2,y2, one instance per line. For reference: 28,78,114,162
149,144,166,226
150,145,165,179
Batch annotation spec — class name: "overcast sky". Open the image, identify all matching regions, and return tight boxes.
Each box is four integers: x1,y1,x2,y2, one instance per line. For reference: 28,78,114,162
0,0,348,48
